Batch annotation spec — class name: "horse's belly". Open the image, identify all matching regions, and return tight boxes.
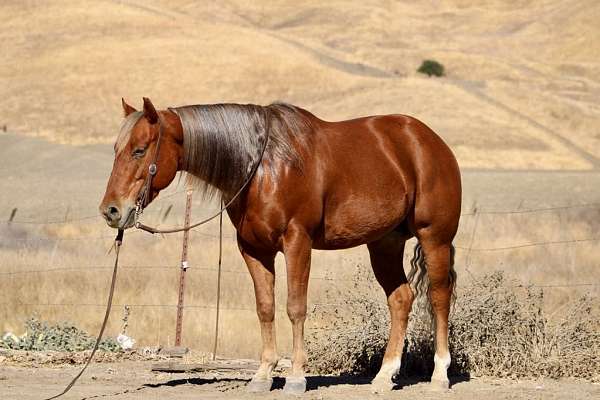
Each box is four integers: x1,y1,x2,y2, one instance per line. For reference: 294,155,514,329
314,193,409,250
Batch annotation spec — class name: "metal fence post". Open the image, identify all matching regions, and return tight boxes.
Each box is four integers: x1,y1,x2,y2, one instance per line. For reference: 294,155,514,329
464,202,478,280
8,208,17,224
175,190,193,347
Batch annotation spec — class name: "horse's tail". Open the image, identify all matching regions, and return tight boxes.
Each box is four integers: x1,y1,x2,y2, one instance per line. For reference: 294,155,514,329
407,243,457,315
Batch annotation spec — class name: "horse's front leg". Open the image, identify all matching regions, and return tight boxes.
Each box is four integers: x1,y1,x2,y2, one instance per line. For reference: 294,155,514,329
239,237,279,393
282,226,312,394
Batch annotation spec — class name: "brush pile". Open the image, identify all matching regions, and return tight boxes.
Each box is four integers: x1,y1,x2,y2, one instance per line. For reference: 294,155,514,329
307,269,600,381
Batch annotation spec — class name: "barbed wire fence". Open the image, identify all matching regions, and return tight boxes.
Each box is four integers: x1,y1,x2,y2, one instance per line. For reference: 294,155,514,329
1,199,599,351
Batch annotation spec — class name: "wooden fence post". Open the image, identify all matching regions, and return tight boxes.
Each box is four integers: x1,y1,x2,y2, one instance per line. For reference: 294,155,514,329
175,190,193,347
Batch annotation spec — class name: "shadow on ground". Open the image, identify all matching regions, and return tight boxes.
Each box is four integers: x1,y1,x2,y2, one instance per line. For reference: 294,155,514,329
142,377,250,388
141,374,470,392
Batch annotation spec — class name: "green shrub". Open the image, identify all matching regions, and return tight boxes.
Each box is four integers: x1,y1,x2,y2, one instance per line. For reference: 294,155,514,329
1,318,120,352
417,59,445,77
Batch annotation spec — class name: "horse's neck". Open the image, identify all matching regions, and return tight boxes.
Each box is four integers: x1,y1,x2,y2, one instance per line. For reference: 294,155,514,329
178,104,264,198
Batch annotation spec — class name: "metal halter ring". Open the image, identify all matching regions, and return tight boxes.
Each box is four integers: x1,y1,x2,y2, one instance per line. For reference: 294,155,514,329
148,163,157,176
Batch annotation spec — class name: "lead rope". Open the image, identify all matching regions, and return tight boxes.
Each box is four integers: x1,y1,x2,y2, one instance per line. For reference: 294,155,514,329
43,229,124,400
211,201,223,360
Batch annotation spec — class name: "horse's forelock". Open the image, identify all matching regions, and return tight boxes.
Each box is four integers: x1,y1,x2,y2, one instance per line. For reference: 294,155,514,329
114,111,143,154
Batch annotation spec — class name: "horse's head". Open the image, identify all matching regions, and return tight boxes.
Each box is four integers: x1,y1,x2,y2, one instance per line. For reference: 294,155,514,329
99,97,183,229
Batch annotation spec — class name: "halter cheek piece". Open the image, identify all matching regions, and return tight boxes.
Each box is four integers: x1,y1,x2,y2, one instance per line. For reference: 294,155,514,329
134,110,168,220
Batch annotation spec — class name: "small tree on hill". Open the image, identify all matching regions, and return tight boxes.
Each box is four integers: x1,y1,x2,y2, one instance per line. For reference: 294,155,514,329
418,59,445,77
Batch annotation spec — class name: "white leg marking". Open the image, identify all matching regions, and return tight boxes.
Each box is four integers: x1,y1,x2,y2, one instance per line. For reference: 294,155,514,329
374,356,401,382
371,357,401,392
432,352,451,381
378,357,402,378
253,358,278,380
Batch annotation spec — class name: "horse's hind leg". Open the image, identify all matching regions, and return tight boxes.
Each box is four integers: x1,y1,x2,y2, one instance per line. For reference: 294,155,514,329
416,233,455,389
367,231,413,392
238,237,279,393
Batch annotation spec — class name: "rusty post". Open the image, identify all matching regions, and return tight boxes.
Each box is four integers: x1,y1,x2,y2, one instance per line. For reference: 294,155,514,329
175,190,193,346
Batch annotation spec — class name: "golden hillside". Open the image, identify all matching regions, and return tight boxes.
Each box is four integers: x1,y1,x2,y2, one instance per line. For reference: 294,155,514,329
1,0,599,170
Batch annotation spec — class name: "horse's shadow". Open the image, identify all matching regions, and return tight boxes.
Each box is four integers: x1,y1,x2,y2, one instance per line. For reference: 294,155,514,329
304,374,470,391
143,374,470,392
142,376,247,388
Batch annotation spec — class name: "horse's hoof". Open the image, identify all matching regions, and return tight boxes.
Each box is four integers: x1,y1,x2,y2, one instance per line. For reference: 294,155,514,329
370,377,394,393
247,378,273,393
430,378,450,390
283,377,306,395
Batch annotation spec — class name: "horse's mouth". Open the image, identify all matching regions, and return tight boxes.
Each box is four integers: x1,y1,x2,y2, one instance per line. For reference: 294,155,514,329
119,207,136,230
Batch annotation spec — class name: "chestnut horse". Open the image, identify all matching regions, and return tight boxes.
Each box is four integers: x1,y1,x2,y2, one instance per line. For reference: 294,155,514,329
100,98,461,394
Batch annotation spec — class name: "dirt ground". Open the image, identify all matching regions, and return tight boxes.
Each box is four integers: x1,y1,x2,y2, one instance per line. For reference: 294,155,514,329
0,359,598,400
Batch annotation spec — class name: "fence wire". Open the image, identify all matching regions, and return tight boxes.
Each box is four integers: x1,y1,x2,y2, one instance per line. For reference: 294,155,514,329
1,199,599,344
4,200,600,225
2,278,599,315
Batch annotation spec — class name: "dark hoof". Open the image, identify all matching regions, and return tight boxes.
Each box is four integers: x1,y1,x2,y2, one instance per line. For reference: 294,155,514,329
283,377,306,395
247,377,273,393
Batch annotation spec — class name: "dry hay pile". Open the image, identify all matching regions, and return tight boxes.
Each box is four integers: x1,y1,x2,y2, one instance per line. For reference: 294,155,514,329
307,270,599,382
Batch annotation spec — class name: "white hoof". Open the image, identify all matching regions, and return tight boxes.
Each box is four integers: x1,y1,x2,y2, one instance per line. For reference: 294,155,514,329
370,377,394,393
430,378,450,390
247,377,273,393
283,377,306,395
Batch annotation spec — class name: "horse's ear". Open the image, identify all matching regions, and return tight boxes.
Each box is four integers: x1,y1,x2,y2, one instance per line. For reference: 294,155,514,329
142,97,159,124
121,98,137,117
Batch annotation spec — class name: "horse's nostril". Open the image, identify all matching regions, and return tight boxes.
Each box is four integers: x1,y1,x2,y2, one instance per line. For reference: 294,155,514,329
106,206,121,222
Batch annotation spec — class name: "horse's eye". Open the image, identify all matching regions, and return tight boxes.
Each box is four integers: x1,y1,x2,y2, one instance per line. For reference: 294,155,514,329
132,148,146,158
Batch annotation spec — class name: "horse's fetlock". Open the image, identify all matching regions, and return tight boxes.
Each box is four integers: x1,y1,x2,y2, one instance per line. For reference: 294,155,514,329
262,351,280,366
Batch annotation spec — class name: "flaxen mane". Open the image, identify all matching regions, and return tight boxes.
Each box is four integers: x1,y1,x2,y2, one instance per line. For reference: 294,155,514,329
172,103,311,198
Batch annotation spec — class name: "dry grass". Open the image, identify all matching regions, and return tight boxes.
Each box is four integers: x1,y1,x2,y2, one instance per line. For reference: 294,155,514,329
306,269,600,382
1,1,600,169
2,206,599,360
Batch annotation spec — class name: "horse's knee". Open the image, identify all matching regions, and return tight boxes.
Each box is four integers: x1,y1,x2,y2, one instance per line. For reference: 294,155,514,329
286,303,307,323
256,300,275,322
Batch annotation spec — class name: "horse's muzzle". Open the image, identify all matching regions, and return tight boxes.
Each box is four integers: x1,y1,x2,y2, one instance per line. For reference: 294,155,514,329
101,203,135,229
